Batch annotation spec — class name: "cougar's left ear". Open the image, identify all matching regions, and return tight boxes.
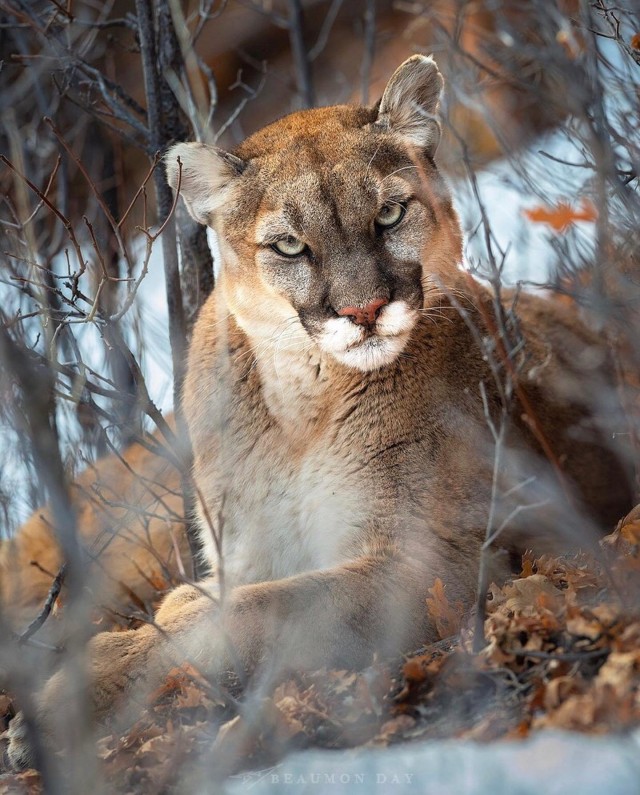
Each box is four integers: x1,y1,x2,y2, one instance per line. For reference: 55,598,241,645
165,142,246,226
374,55,443,159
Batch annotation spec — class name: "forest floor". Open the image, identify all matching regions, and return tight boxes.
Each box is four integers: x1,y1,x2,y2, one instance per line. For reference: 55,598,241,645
1,505,640,793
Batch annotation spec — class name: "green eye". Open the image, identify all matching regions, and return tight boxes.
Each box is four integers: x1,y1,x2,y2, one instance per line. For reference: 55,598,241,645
375,202,406,229
271,236,307,257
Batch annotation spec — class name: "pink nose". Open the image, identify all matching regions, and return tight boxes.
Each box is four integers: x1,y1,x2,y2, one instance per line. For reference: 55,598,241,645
337,298,388,327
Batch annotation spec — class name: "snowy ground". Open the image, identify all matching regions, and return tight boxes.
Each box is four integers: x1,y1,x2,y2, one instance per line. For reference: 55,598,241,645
223,729,640,795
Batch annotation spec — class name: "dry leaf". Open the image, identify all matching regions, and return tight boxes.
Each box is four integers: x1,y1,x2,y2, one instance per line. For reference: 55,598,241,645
147,663,206,705
0,770,42,794
597,650,640,694
520,552,535,578
620,512,640,545
426,578,464,639
502,575,563,614
375,715,416,743
543,676,585,710
524,199,598,232
566,607,604,640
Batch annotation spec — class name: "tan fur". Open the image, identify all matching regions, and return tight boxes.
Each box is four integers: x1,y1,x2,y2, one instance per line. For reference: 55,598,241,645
0,425,188,634
6,56,633,769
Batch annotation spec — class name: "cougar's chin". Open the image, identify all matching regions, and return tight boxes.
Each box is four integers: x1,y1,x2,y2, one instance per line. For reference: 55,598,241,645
330,332,412,371
317,300,416,372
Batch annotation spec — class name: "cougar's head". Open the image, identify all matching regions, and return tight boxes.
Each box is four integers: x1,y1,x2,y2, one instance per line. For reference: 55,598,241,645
167,56,462,372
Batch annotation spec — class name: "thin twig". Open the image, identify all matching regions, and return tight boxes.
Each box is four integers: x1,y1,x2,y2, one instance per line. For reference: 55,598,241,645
361,0,376,104
504,647,609,662
286,0,315,108
18,564,67,643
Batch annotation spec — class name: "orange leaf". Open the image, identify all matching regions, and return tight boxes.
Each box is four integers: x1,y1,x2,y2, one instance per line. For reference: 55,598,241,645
402,655,430,684
521,551,535,577
426,578,464,639
524,199,598,233
147,663,204,704
631,32,640,50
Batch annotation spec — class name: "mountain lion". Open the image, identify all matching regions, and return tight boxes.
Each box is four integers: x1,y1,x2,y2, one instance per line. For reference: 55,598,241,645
6,55,632,769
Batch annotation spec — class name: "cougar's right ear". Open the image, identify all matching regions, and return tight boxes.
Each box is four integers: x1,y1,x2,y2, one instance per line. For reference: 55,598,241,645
165,142,246,226
374,55,444,159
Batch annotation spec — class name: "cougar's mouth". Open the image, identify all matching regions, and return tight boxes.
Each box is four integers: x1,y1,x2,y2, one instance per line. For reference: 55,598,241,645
318,300,417,372
337,333,412,371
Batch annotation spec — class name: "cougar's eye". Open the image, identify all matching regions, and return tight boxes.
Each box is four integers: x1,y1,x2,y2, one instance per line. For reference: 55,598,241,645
375,202,406,229
271,236,307,257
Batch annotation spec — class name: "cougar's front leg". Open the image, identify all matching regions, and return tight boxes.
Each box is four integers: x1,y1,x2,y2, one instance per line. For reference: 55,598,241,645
222,554,432,673
90,552,431,697
95,553,428,696
8,552,433,769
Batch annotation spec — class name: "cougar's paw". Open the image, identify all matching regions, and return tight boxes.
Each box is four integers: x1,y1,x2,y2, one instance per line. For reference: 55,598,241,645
6,712,34,771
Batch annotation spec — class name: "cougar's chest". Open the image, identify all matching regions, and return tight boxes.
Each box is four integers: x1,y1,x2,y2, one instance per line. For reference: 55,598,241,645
220,430,369,585
193,335,408,585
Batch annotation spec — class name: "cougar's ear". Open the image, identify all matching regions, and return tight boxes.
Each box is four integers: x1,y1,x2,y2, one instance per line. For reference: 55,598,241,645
165,142,246,226
375,55,443,159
